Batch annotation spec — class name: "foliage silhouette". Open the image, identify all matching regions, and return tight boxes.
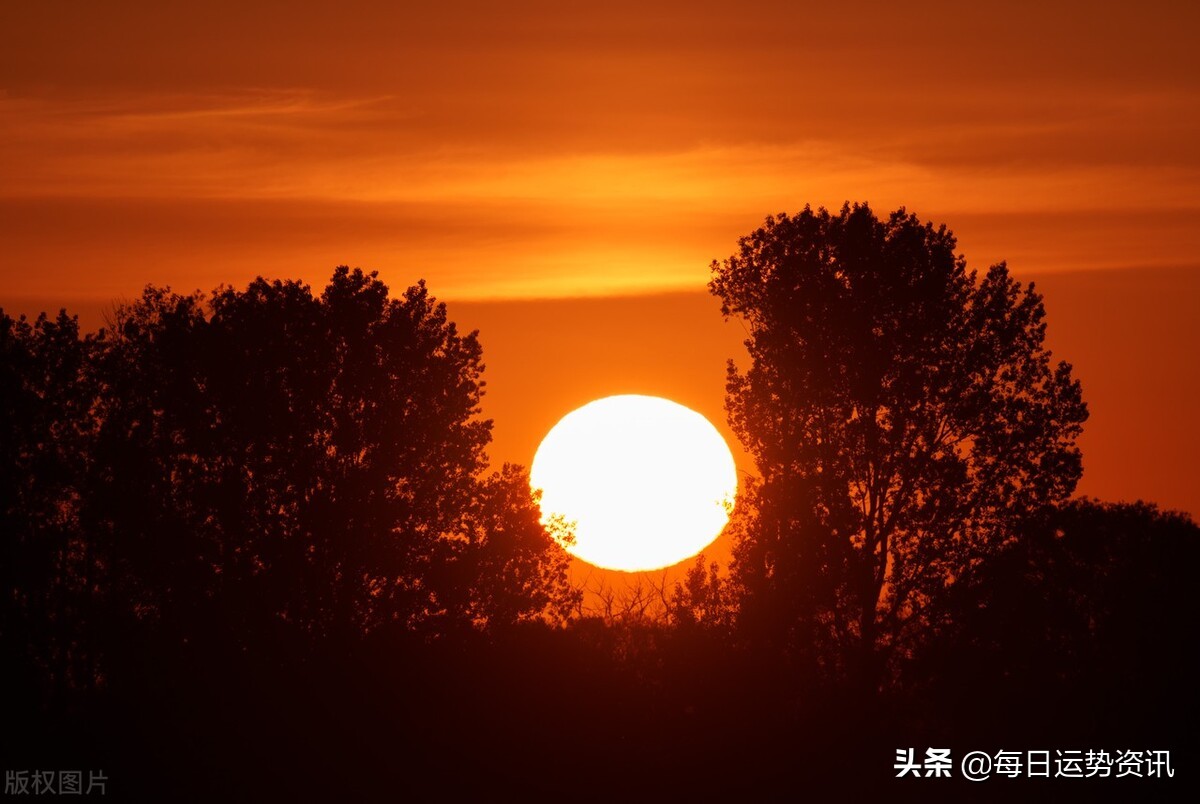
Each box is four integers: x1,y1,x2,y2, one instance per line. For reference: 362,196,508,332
710,203,1089,687
3,245,1195,800
0,311,98,703
913,498,1200,741
667,554,735,631
1,268,577,698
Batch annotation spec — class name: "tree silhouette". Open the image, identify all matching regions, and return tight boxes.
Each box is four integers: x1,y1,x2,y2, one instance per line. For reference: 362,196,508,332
710,203,1088,688
3,268,577,687
0,311,98,699
915,498,1200,739
3,250,1194,800
667,554,734,631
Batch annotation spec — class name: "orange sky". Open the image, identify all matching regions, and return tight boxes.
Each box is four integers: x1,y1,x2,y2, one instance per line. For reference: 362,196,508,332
2,1,1198,583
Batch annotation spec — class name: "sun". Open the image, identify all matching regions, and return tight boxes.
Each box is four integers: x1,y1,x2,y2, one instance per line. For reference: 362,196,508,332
530,395,738,572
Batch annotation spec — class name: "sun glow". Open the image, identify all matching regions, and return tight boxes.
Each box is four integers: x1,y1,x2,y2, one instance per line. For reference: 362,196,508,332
530,395,738,572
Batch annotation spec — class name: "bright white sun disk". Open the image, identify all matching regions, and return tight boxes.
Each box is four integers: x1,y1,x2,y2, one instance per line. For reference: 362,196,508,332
530,395,738,572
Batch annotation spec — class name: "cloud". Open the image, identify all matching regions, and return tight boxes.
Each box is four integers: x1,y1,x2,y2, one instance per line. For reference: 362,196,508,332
2,1,1198,301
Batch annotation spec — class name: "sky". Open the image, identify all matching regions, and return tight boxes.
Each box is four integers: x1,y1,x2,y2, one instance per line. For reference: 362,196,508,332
2,1,1198,577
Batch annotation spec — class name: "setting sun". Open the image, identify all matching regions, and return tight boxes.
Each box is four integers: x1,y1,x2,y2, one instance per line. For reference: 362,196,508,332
530,394,738,572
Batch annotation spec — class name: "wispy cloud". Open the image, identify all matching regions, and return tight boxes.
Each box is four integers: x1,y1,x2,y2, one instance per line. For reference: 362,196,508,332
2,0,1199,301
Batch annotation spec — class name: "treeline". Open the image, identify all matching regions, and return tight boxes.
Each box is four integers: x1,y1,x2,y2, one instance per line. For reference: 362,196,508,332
1,268,577,704
4,207,1198,800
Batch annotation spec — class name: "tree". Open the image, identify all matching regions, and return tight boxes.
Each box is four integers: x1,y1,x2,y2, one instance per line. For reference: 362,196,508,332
667,555,734,631
709,203,1088,686
79,267,575,649
438,463,579,631
916,499,1200,737
0,310,99,696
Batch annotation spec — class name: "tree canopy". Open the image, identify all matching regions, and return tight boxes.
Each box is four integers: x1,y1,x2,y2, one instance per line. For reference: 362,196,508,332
1,268,577,692
5,238,1196,799
710,203,1089,684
